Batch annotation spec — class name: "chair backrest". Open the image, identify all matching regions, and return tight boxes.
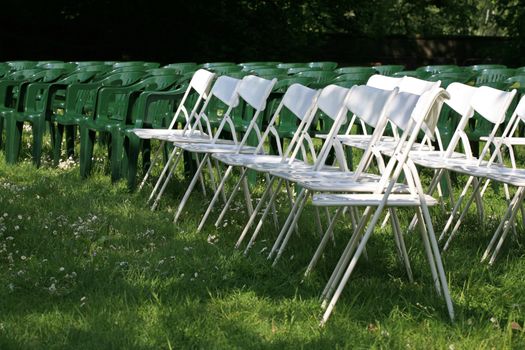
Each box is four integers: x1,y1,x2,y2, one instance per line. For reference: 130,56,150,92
219,75,277,149
256,83,319,156
476,68,516,85
438,82,478,156
347,86,399,177
162,63,198,74
470,86,517,162
184,75,241,138
378,88,449,191
277,63,308,69
165,69,216,130
334,67,376,75
398,76,440,95
308,61,338,70
366,75,403,91
6,61,37,71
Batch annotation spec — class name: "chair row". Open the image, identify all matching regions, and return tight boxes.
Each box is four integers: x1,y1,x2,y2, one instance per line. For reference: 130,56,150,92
132,70,525,324
130,71,453,325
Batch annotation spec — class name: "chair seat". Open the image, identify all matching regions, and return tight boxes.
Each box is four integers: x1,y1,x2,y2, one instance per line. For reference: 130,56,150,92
130,128,210,141
174,142,259,154
441,161,525,187
408,150,471,169
480,136,525,146
270,169,410,192
212,153,298,168
312,193,438,207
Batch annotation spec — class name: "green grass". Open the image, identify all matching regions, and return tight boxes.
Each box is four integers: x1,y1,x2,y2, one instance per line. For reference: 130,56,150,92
1,149,525,349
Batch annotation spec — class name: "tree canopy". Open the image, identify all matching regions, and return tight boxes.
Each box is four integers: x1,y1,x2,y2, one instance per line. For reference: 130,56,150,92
0,0,523,63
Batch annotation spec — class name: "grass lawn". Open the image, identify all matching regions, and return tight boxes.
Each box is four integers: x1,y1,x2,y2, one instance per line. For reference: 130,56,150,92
1,149,525,349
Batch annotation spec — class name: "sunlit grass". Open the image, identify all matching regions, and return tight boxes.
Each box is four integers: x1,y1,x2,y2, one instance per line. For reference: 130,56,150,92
1,142,525,349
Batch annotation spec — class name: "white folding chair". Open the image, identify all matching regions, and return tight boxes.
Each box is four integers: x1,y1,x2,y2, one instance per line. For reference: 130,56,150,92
260,86,401,265
424,86,517,250
195,83,321,232
164,75,278,224
131,69,217,190
309,88,453,325
146,75,245,210
235,84,355,254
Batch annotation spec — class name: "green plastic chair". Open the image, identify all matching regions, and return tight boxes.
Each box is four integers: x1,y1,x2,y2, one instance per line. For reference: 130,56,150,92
334,67,376,75
210,65,242,74
250,67,287,77
50,71,146,164
416,65,461,74
241,65,271,72
506,75,525,94
0,64,10,79
372,65,405,76
330,74,371,89
221,71,249,79
200,62,236,69
0,69,46,147
392,70,431,79
143,62,161,69
468,64,507,72
6,61,37,71
71,61,107,67
113,61,147,69
3,68,77,165
162,63,198,74
427,72,476,88
297,70,337,88
240,62,280,68
334,72,375,83
146,68,182,76
265,77,316,144
122,83,192,189
287,67,322,75
516,67,525,75
36,61,64,67
475,68,516,86
277,63,308,69
39,62,78,72
79,74,182,179
307,61,338,70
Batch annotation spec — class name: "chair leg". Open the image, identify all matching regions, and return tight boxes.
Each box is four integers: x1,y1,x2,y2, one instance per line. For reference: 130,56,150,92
124,134,141,190
419,204,455,321
65,125,76,158
305,206,344,277
148,147,183,207
139,140,166,191
173,153,210,224
197,165,234,233
5,116,23,164
439,176,475,242
272,190,310,265
268,188,308,261
320,206,383,326
79,126,96,178
0,115,4,149
216,168,249,229
488,187,525,265
52,123,64,166
390,208,413,283
443,177,483,251
416,209,442,295
320,206,372,305
31,117,46,167
240,177,281,252
110,130,125,182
